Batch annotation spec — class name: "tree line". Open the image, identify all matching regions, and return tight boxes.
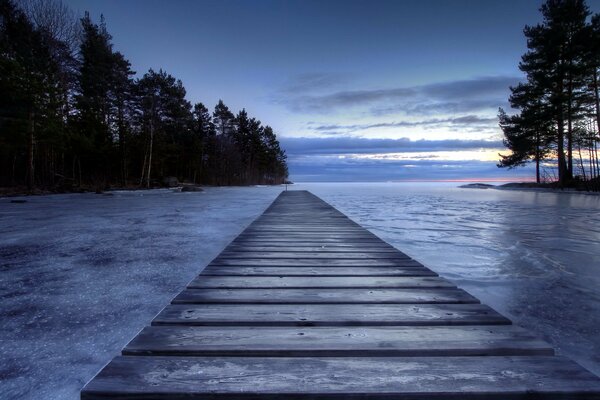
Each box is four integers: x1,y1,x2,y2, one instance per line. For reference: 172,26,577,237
0,0,288,192
499,0,600,189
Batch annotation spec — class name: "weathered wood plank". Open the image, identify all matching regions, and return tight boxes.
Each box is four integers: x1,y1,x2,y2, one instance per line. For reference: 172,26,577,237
248,226,366,230
81,355,600,400
217,252,411,259
233,237,389,244
209,258,423,267
123,325,553,357
187,276,452,289
224,246,400,253
247,225,362,229
229,241,396,248
200,266,437,276
234,235,387,242
240,229,375,233
172,288,477,304
152,303,511,326
238,232,377,237
81,190,600,399
243,229,370,234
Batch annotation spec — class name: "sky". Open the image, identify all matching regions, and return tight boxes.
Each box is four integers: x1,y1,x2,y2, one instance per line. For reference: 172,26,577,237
62,0,600,182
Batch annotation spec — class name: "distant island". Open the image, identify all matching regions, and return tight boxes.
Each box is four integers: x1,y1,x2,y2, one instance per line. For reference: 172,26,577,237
0,2,288,196
460,181,599,193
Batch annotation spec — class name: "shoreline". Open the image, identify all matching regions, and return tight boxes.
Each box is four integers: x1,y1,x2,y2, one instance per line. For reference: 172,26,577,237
0,183,290,198
4,181,600,199
459,182,600,195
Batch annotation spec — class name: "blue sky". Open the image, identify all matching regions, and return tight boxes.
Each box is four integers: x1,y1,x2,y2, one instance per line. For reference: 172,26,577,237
63,0,600,182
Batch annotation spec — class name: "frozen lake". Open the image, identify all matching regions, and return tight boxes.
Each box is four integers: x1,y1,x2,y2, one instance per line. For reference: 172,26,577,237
1,183,600,399
298,182,600,377
0,187,282,400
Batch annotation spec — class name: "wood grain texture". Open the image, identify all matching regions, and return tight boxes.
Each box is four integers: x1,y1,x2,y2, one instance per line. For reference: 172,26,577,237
123,325,553,357
200,266,437,276
81,190,600,399
229,241,396,248
187,276,452,289
172,288,478,304
232,238,390,244
217,251,411,259
152,303,511,326
81,356,600,399
209,258,422,266
223,246,400,253
236,234,380,240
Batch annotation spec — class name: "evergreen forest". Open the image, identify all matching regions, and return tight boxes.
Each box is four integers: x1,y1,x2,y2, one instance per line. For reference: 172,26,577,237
0,0,289,193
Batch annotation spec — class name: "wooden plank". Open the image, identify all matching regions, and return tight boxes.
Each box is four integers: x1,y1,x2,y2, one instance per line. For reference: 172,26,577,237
243,229,370,233
200,266,437,276
229,241,395,248
247,225,362,229
231,241,393,247
217,252,411,259
234,236,381,242
82,190,600,399
233,237,389,244
187,276,452,289
152,303,511,326
209,258,423,267
81,355,600,400
123,325,553,357
249,220,359,223
172,288,478,304
243,232,372,236
224,246,400,253
250,226,362,230
240,230,377,239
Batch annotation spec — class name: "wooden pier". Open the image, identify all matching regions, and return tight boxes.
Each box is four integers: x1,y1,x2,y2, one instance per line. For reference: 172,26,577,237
82,190,600,399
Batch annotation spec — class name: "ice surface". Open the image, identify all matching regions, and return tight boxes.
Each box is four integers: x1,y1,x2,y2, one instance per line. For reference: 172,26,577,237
2,183,600,399
296,182,600,377
0,187,282,400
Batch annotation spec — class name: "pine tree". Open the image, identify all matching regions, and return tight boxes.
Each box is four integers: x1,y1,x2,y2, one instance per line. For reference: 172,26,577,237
212,100,236,184
0,0,61,190
213,100,235,137
0,1,288,189
74,12,115,187
109,51,135,185
501,0,591,185
191,102,215,183
136,69,192,187
498,82,554,183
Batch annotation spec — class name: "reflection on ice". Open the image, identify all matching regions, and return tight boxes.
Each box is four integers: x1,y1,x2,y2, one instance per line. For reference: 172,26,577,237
298,182,600,376
0,187,281,400
1,183,599,399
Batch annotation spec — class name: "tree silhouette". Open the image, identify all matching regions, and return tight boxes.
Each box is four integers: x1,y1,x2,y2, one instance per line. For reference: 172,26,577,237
0,1,288,191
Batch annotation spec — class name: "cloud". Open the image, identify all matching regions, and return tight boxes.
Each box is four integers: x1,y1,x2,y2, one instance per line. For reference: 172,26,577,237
274,75,526,181
288,157,533,182
280,136,504,156
307,115,499,135
279,72,350,94
276,75,521,117
371,99,511,117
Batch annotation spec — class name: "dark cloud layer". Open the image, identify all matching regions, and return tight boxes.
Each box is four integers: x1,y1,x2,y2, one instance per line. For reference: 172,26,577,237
289,157,533,182
281,136,504,156
308,115,499,135
276,75,523,180
277,75,521,116
280,72,350,94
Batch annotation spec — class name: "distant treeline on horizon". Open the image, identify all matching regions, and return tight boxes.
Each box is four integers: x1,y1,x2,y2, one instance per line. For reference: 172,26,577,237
499,0,600,190
0,0,288,192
